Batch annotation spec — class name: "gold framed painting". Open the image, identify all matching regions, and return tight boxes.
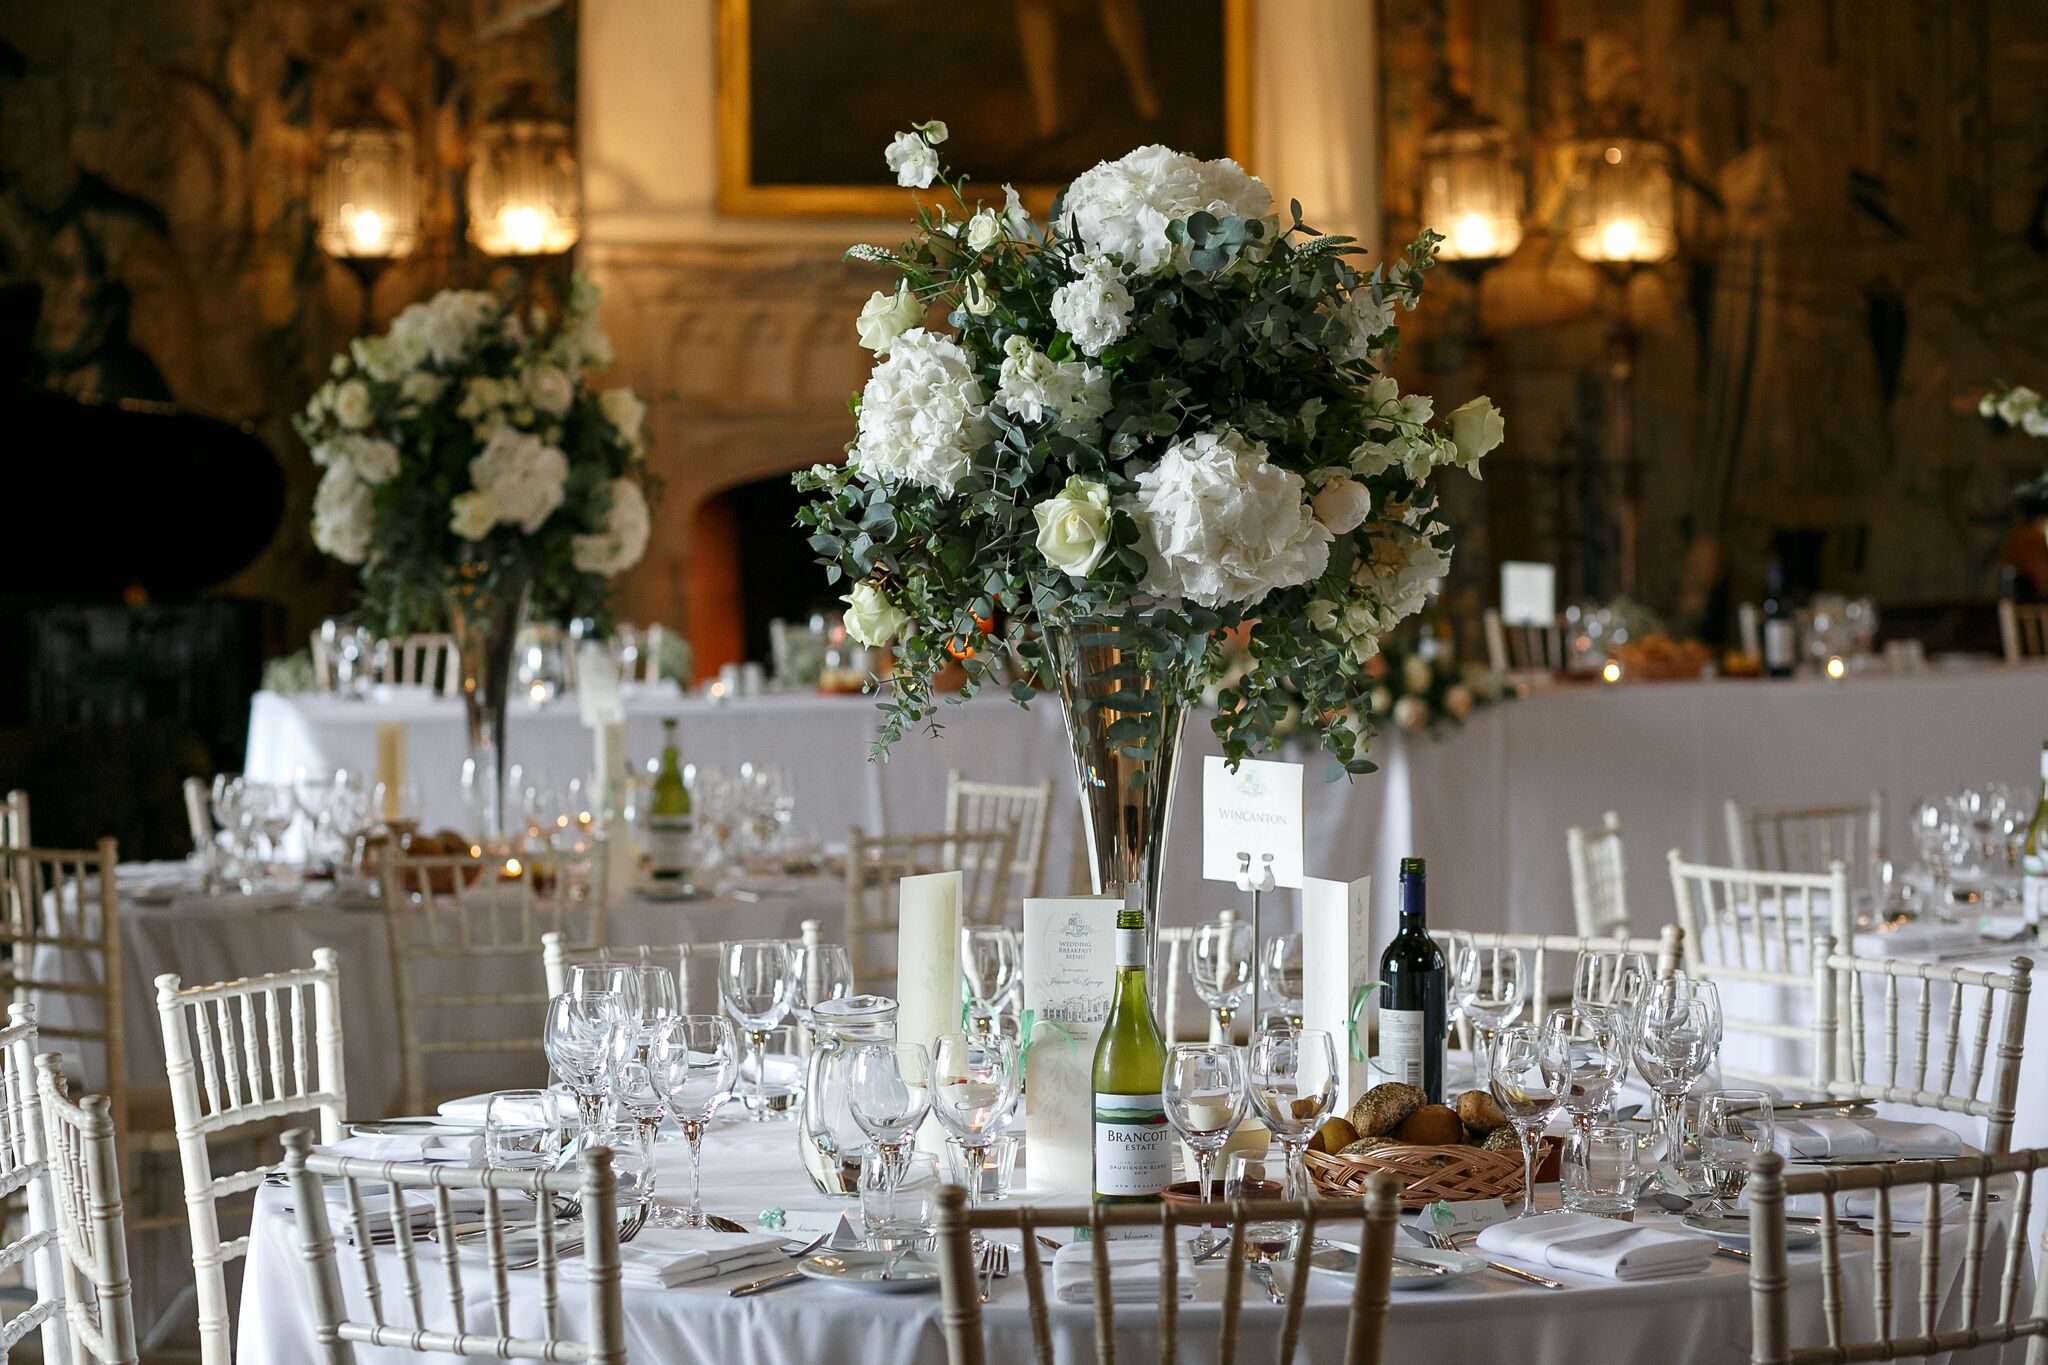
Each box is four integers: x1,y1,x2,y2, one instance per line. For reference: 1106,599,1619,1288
717,0,1253,217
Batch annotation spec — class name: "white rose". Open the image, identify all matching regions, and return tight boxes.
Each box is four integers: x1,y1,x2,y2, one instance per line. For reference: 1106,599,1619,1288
311,464,373,565
1445,395,1505,471
851,328,990,493
1349,632,1380,665
1310,477,1372,535
1031,476,1113,578
599,386,647,456
856,283,925,354
571,478,651,576
526,365,574,418
332,379,374,430
961,272,996,316
468,426,569,532
400,372,448,406
1126,428,1333,608
964,209,1002,252
1050,255,1134,357
449,489,498,541
842,582,910,647
884,130,939,189
1444,683,1475,718
1392,695,1430,731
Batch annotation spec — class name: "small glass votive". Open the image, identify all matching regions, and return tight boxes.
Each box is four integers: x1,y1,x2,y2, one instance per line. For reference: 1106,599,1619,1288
861,1150,940,1247
1562,1125,1642,1217
942,1130,1019,1201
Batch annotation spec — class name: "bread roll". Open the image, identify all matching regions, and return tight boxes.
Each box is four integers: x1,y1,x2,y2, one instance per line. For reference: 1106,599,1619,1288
1394,1103,1464,1146
1455,1089,1508,1134
1347,1082,1424,1137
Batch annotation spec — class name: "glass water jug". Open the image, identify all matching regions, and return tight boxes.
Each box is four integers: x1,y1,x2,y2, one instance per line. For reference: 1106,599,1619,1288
798,994,899,1196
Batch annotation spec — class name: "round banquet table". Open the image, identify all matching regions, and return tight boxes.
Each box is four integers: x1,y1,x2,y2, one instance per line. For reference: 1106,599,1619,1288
234,1112,2038,1365
246,660,2048,950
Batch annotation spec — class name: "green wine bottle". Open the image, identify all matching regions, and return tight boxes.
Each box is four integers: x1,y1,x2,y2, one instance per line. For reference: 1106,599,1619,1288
647,718,695,895
2024,740,2048,934
1091,907,1171,1203
1378,857,1447,1103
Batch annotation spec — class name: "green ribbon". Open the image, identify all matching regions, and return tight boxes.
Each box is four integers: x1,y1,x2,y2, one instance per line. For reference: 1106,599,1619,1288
1344,983,1379,1063
1017,1009,1076,1070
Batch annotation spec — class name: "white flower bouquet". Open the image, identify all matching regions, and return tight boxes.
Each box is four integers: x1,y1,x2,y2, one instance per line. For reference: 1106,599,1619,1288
296,276,652,632
798,123,1502,771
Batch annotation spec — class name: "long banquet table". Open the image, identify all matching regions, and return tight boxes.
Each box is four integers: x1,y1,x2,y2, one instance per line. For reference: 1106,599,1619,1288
248,660,2048,945
235,1103,2037,1365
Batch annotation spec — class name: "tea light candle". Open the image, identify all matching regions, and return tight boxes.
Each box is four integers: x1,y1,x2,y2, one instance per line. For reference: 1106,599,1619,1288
1601,659,1624,684
1825,655,1847,681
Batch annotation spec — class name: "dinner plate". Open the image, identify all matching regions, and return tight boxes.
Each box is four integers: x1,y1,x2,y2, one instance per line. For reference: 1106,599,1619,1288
1683,1214,1821,1248
348,1116,488,1138
1309,1242,1485,1290
795,1250,942,1293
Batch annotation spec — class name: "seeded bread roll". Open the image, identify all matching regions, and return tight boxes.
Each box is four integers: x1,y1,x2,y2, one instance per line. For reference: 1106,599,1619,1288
1481,1124,1522,1154
1339,1135,1402,1158
1347,1082,1424,1137
1394,1103,1465,1146
1455,1089,1509,1134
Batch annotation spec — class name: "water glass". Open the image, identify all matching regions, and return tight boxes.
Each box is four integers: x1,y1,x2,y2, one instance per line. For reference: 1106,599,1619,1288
720,939,794,1122
1246,1028,1337,1202
1561,1126,1642,1217
648,1014,739,1228
1632,976,1720,1173
1163,1043,1247,1255
1222,1151,1294,1256
1572,950,1650,1030
1697,1090,1773,1216
861,1151,941,1247
1261,933,1304,1028
790,941,854,1040
1451,941,1527,1086
1489,1024,1562,1219
543,990,625,1135
1190,918,1254,1037
588,1122,655,1219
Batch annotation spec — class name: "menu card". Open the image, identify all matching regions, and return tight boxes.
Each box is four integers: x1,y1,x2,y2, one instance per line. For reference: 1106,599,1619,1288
1021,896,1120,1195
1301,874,1374,1110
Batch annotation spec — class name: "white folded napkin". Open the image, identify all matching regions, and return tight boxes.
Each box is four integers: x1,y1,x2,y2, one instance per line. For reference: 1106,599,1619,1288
328,1133,484,1164
1743,1183,1966,1224
1051,1240,1197,1304
437,1092,578,1126
1475,1212,1716,1281
1771,1118,1963,1162
561,1227,785,1288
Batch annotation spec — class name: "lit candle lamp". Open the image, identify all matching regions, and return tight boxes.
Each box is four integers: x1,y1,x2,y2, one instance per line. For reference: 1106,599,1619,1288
315,120,419,332
1601,659,1624,684
1825,655,1847,681
467,88,580,259
1567,138,1678,269
1417,99,1524,269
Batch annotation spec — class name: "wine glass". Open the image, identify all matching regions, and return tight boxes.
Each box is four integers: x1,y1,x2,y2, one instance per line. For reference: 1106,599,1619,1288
1261,933,1305,1030
960,927,1020,1038
1451,941,1527,1087
1488,1024,1562,1219
1541,1006,1629,1141
647,1014,739,1228
1189,918,1254,1038
1632,977,1721,1181
790,941,854,1043
1247,1027,1338,1203
569,962,642,1020
1572,950,1650,1031
720,940,794,1122
608,965,680,1147
1696,1089,1773,1217
542,990,625,1137
926,1034,1020,1248
846,1041,932,1215
1163,1043,1247,1256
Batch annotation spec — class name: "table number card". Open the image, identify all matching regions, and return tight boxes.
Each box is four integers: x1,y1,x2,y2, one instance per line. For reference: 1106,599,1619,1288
1301,874,1374,1109
1021,896,1120,1196
1500,560,1556,626
1200,757,1305,889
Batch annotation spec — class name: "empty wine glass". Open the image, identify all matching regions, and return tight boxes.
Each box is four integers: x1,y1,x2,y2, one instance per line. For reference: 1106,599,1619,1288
846,1041,932,1214
1451,941,1527,1087
1488,1024,1562,1219
569,962,642,1019
720,940,794,1122
607,965,681,1153
1541,1006,1629,1140
1261,933,1304,1029
1572,950,1650,1031
1247,1027,1338,1203
1163,1043,1247,1256
1189,918,1254,1038
542,990,625,1137
1696,1089,1773,1216
926,1034,1020,1248
1632,977,1721,1180
790,941,854,1043
960,927,1020,1038
648,1014,739,1228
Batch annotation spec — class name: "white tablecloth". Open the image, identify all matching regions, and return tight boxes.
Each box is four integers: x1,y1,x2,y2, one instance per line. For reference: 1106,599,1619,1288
235,1108,2035,1365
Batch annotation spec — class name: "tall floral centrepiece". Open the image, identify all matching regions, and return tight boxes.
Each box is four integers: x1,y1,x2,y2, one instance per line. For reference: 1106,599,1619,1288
297,277,652,836
798,123,1503,931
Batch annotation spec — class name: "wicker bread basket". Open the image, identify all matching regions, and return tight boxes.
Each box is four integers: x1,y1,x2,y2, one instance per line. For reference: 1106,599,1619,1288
1304,1140,1559,1209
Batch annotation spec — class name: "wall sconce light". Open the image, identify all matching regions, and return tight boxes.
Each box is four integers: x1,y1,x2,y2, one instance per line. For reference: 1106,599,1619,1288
316,120,420,332
467,88,581,259
1418,96,1524,280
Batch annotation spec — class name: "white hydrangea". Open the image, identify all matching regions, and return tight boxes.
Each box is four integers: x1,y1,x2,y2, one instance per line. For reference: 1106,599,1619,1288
852,328,990,493
1125,428,1332,608
1060,145,1273,276
1050,255,1135,356
386,290,498,368
311,464,373,565
468,426,569,533
571,478,652,576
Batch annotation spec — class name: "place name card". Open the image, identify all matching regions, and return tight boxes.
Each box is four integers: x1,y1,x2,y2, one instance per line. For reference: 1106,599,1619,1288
1200,757,1305,889
1021,896,1120,1196
1301,873,1374,1110
1415,1196,1510,1239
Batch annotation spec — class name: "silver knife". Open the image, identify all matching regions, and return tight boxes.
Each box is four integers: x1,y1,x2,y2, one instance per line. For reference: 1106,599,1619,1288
729,1269,805,1297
